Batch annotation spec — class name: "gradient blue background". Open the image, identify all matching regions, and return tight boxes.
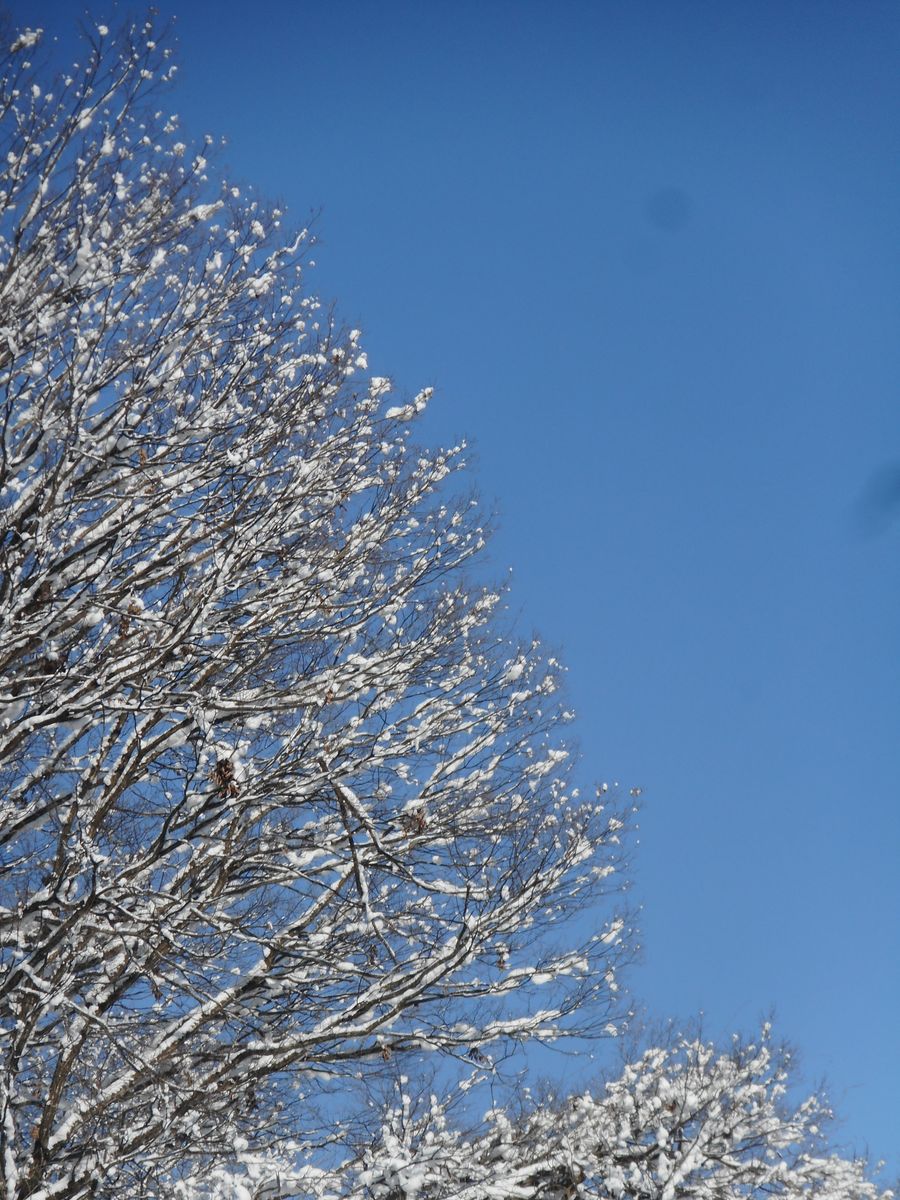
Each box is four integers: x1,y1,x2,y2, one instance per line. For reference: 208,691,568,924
13,0,899,1175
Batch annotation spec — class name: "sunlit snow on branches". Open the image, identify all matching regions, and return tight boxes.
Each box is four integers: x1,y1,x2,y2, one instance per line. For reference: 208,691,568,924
0,17,629,1199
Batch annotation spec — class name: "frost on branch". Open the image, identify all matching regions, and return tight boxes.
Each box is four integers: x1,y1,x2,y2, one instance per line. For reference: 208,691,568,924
0,19,630,1199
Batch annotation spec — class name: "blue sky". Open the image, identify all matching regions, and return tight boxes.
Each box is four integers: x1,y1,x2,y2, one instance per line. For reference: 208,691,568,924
16,0,899,1174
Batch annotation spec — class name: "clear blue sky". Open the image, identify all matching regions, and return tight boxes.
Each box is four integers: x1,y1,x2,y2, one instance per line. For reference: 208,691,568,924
17,0,899,1174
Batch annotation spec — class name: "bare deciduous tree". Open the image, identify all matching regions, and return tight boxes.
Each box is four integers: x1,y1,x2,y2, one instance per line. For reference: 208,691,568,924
0,20,629,1199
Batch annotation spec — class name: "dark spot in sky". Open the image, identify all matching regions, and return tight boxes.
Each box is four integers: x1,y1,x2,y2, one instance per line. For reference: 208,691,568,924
854,462,900,536
645,188,691,233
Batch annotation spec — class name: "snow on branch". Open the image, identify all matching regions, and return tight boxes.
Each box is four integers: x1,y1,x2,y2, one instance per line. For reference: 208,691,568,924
0,17,630,1199
346,1030,891,1200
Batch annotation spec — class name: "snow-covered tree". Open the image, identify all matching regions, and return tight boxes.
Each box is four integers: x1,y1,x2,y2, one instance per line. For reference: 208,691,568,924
164,1027,890,1200
0,19,631,1200
342,1028,890,1200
